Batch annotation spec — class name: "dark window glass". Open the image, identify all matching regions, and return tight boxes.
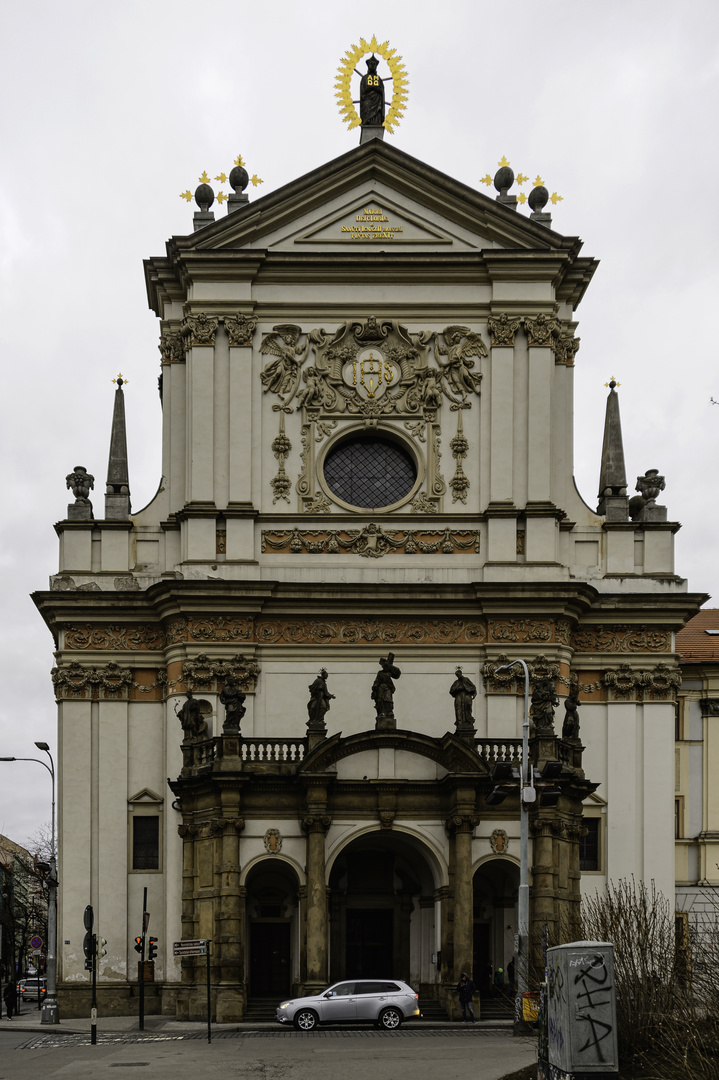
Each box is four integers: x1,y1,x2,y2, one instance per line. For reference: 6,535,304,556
579,819,600,872
323,438,416,509
132,816,159,870
330,982,356,997
356,982,401,994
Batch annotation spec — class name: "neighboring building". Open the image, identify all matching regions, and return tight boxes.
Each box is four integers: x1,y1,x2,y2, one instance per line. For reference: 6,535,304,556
675,609,719,944
0,835,46,979
33,126,703,1019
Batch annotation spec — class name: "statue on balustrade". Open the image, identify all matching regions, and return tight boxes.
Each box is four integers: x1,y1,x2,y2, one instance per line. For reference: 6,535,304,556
449,666,477,729
372,652,401,723
220,675,246,734
530,676,559,735
307,668,334,731
562,685,581,741
176,690,210,741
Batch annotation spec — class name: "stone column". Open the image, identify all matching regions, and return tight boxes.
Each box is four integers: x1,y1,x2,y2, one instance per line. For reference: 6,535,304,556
298,885,307,989
303,814,331,994
176,823,200,1021
435,885,453,1016
448,814,478,980
216,817,245,1022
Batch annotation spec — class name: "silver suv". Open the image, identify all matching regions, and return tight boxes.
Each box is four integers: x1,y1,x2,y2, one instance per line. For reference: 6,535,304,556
277,979,420,1030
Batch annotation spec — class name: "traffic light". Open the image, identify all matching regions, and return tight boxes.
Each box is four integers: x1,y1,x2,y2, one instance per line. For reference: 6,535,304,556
147,937,158,961
134,936,143,954
83,931,95,971
97,937,108,960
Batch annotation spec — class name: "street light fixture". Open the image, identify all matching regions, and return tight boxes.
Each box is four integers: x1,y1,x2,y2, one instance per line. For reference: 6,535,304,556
0,743,59,1023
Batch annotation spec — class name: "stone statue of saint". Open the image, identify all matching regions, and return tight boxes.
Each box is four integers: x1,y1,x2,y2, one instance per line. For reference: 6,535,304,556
176,690,210,740
449,667,477,728
307,668,334,729
372,652,401,720
562,686,581,740
530,676,559,735
220,675,246,734
66,466,94,503
360,55,385,127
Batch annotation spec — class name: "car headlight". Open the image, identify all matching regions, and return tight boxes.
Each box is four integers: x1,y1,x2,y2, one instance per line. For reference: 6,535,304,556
279,1002,291,1009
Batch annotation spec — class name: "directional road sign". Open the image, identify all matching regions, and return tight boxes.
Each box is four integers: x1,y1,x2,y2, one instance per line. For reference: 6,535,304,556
173,939,208,956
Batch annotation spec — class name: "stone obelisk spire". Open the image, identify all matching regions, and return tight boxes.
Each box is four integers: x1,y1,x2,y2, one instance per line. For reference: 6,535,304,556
104,374,131,520
597,377,627,521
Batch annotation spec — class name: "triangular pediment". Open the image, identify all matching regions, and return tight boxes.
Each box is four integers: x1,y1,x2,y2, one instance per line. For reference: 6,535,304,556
148,141,595,313
185,141,575,256
128,788,164,805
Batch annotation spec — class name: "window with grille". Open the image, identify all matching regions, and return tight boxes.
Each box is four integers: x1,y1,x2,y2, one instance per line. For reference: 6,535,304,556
579,818,600,872
323,436,417,509
132,816,159,870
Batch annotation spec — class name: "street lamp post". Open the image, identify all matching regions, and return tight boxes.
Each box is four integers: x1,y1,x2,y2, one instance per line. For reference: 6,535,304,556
0,743,59,1023
494,659,531,1033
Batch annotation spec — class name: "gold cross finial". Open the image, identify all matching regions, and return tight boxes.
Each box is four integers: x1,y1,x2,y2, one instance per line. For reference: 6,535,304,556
113,373,128,387
604,376,620,389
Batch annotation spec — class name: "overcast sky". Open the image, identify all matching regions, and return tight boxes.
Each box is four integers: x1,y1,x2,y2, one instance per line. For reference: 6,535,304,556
1,0,717,846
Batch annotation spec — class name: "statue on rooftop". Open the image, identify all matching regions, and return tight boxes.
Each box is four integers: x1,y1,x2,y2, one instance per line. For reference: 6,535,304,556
360,55,385,127
66,466,94,503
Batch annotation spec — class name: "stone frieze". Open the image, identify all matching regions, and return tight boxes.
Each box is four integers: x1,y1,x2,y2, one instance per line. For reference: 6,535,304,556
261,522,480,557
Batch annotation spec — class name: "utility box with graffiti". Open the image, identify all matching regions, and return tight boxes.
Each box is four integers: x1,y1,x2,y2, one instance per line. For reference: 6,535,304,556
546,941,618,1075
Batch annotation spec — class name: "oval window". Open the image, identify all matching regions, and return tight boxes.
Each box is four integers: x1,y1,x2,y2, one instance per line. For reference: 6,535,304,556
323,436,417,510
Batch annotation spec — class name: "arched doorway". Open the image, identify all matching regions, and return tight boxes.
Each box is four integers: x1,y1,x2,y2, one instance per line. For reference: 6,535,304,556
473,859,519,995
328,831,440,993
245,859,300,998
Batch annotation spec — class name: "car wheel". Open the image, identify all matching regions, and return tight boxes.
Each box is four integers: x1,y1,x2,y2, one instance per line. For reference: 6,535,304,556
378,1007,402,1030
294,1008,319,1031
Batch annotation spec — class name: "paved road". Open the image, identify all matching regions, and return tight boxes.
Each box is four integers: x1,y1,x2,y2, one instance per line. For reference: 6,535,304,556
0,1027,537,1080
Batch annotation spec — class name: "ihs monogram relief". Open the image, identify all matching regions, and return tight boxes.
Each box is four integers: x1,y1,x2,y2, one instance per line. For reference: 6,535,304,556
259,318,485,512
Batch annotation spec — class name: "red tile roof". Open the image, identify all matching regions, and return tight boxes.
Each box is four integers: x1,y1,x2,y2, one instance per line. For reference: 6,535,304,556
676,608,719,664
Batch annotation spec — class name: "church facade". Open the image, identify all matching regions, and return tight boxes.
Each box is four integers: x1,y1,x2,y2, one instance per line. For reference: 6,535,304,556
33,137,702,1020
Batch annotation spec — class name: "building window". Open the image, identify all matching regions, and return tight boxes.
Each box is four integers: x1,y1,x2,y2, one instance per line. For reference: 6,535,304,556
579,818,601,872
675,797,684,840
322,435,417,510
132,816,159,870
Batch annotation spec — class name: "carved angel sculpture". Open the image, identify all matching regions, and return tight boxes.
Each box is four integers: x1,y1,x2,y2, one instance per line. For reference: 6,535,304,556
260,324,310,399
434,326,487,399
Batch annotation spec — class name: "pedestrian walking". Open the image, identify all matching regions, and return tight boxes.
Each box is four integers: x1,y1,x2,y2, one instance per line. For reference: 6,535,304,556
507,958,516,994
3,980,17,1020
455,971,476,1022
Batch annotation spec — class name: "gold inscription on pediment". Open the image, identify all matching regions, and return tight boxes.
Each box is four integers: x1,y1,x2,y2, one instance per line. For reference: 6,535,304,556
340,206,403,240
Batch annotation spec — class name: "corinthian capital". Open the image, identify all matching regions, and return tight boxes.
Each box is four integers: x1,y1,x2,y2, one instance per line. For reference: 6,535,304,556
488,313,522,347
523,313,560,348
225,314,258,347
181,312,221,346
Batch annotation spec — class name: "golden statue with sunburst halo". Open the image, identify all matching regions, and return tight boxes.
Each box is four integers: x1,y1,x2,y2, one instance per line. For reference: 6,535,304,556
335,36,409,134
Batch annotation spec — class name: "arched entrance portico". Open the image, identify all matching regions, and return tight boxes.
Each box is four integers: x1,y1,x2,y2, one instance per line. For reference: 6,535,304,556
328,830,441,994
473,858,519,995
245,859,301,999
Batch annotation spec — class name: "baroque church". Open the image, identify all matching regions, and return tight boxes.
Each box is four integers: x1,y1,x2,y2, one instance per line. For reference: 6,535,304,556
32,55,703,1021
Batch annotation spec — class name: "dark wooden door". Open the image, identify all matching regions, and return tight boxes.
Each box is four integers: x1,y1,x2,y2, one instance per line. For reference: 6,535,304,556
250,922,291,997
346,908,393,977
